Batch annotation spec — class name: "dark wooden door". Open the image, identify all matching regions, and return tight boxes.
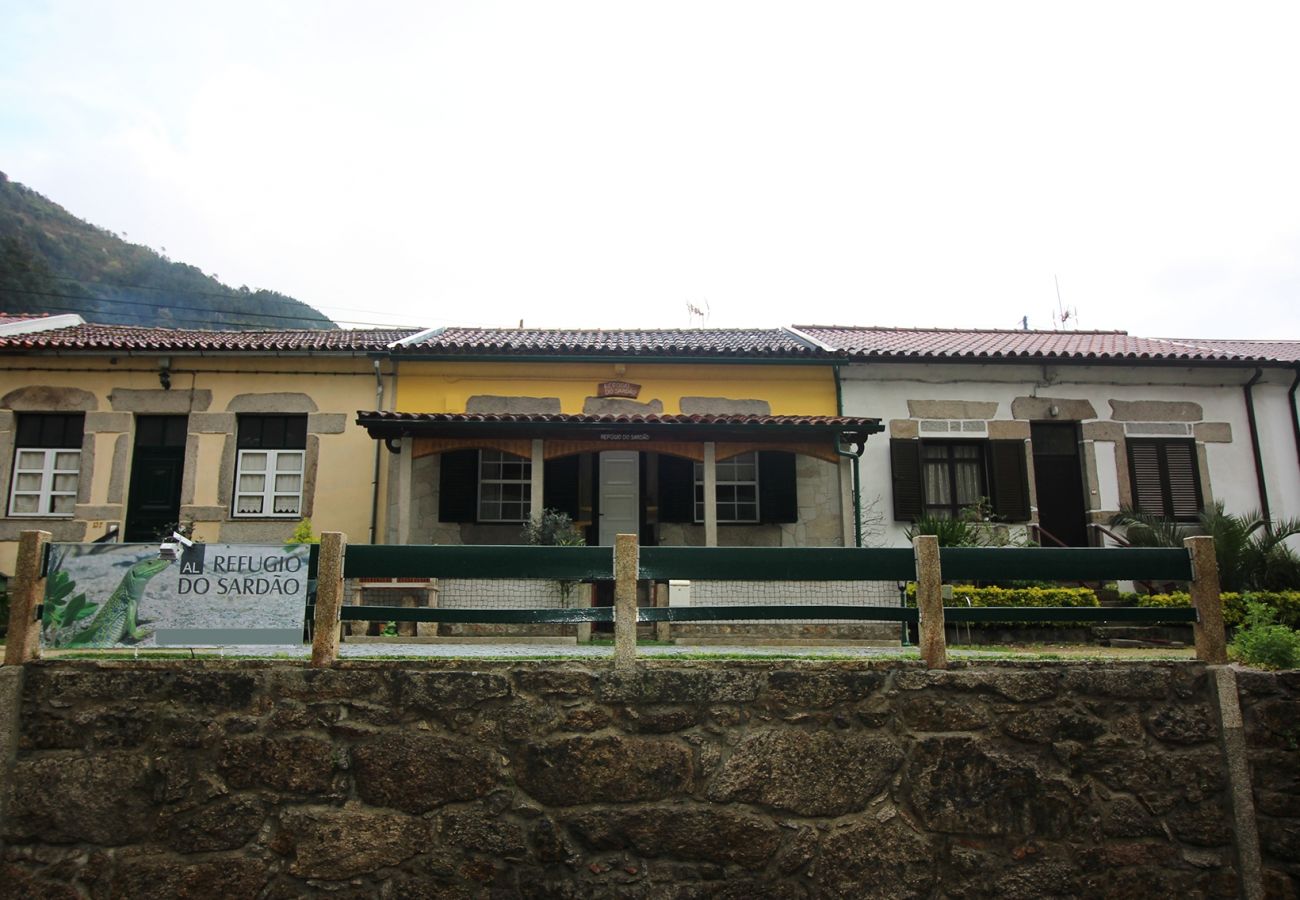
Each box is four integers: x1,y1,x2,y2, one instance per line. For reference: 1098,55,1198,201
124,416,187,542
1030,422,1089,547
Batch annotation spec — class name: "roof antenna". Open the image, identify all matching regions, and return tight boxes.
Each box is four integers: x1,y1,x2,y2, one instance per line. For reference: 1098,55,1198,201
1018,315,1029,330
686,300,709,327
1052,275,1078,331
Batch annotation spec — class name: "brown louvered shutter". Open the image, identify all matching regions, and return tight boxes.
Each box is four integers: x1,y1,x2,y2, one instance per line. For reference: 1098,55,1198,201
1163,440,1203,520
987,440,1031,522
890,439,923,521
1127,438,1203,521
1127,440,1166,514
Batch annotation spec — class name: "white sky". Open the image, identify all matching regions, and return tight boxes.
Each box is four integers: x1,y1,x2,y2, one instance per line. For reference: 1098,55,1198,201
2,0,1298,337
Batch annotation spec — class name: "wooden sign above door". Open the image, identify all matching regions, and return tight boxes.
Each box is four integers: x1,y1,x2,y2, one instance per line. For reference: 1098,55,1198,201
597,381,641,399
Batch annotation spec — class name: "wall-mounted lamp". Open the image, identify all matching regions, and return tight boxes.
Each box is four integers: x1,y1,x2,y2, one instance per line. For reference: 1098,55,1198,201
158,357,172,391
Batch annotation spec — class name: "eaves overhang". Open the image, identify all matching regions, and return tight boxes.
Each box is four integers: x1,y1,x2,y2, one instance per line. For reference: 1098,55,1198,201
354,411,884,444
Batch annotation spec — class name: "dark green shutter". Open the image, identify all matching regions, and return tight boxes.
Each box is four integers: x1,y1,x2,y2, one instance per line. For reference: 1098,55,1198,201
890,439,923,521
987,440,1030,522
758,451,798,523
543,455,581,520
438,449,479,523
658,453,695,523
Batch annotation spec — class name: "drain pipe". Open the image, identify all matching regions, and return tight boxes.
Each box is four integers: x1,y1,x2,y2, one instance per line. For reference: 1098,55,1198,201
368,358,385,543
1243,367,1271,526
1290,366,1300,478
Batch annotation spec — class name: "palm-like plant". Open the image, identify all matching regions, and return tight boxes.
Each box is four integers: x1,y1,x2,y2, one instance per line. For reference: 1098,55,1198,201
1112,502,1300,592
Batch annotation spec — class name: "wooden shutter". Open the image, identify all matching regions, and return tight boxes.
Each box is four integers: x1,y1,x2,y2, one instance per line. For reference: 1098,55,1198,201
657,453,696,523
987,440,1031,522
1127,440,1165,515
1163,440,1203,520
758,451,798,523
890,439,923,521
438,449,479,523
543,455,581,520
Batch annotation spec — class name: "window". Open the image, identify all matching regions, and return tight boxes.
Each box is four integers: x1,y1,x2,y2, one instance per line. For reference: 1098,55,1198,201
477,450,532,522
233,415,306,517
921,442,986,519
890,438,1030,522
694,452,760,523
1127,438,1202,521
8,413,84,517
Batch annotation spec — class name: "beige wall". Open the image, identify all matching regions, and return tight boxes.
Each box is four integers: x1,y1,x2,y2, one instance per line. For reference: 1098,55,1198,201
0,355,384,574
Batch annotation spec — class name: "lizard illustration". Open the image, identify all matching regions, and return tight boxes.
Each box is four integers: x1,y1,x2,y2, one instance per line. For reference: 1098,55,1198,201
67,556,173,648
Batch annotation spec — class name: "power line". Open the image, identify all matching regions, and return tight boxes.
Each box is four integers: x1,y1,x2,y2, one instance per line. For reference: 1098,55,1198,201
41,273,444,327
0,285,406,330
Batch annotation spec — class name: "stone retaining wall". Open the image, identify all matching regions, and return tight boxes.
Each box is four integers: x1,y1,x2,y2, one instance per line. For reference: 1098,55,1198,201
0,660,1296,898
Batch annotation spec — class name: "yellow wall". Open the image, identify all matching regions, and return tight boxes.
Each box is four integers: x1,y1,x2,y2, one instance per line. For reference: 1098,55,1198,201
395,361,838,415
0,355,383,573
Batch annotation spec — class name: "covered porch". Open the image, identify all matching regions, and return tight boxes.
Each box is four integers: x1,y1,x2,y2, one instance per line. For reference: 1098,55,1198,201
357,411,883,550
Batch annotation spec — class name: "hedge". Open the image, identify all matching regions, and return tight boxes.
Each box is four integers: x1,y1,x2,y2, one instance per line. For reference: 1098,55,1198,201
904,584,1101,627
1131,591,1300,631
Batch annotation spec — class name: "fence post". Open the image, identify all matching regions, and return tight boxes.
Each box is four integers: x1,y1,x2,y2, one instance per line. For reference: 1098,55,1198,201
3,530,50,666
310,532,346,668
913,535,947,669
614,534,639,669
1186,535,1228,664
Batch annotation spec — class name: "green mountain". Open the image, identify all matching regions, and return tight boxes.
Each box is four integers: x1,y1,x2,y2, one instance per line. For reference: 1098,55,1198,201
0,171,335,330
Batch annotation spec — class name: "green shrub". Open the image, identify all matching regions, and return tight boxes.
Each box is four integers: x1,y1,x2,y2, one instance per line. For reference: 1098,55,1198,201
1229,602,1300,670
1133,591,1300,631
906,584,1100,627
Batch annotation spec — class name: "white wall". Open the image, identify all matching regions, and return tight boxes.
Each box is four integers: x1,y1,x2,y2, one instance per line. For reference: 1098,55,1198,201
840,361,1295,547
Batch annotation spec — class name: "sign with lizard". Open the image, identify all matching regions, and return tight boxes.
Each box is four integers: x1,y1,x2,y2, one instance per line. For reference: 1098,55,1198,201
42,541,312,648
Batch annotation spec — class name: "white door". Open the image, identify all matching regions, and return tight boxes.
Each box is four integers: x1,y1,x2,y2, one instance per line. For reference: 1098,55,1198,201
599,451,640,545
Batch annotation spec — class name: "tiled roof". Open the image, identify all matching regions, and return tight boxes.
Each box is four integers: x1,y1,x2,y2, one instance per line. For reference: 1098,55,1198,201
356,411,881,429
391,327,829,358
796,326,1297,363
1158,339,1300,364
0,323,421,352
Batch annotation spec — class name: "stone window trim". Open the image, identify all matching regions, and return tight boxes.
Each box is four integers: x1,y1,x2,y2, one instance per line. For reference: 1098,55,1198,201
477,449,533,523
694,452,761,524
6,412,86,519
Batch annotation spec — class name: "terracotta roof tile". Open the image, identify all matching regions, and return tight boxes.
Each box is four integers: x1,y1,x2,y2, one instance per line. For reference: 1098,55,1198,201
356,411,879,428
0,323,421,352
795,325,1290,362
392,327,829,358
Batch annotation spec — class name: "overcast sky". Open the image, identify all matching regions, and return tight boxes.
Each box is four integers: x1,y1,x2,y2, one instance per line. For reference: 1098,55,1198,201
2,1,1298,337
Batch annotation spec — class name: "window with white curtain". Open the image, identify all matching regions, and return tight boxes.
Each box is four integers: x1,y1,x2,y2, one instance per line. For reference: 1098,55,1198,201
8,413,84,517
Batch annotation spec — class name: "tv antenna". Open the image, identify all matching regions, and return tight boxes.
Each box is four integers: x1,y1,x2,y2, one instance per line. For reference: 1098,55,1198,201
685,299,710,327
1052,275,1078,330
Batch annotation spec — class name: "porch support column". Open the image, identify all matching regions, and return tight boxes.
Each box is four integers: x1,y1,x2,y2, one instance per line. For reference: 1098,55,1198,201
703,441,718,547
839,457,855,547
530,439,545,522
396,436,413,545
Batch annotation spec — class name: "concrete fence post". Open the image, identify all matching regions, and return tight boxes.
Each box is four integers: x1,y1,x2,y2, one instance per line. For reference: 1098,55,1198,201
3,530,50,667
310,532,346,668
1186,535,1228,664
913,535,947,669
614,534,639,669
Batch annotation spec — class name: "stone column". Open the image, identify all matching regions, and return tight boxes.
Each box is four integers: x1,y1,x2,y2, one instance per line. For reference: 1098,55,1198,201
3,530,50,666
703,442,718,547
531,438,545,522
310,532,346,668
913,535,947,669
396,437,413,545
614,534,639,669
1186,535,1227,664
